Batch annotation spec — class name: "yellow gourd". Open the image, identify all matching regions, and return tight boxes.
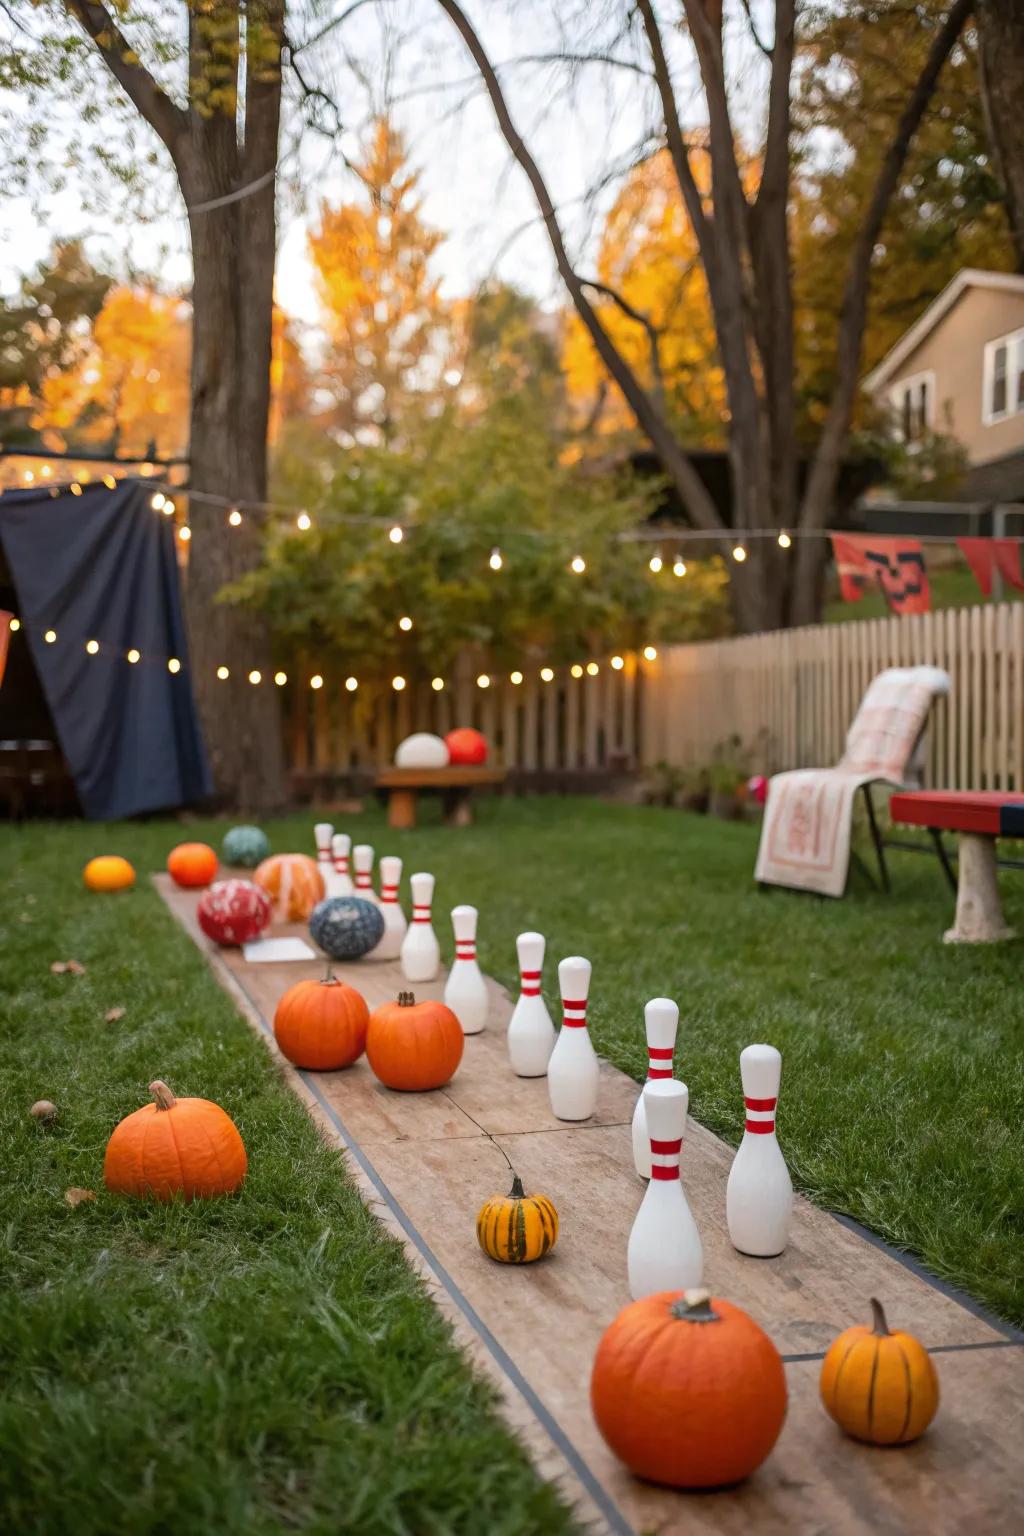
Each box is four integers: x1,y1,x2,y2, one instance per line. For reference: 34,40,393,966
820,1297,939,1445
476,1174,558,1264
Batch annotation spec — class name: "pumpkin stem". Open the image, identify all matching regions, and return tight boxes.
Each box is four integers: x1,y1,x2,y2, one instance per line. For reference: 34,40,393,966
669,1288,719,1324
322,964,339,986
509,1174,526,1199
869,1297,891,1336
398,991,416,1007
149,1080,177,1111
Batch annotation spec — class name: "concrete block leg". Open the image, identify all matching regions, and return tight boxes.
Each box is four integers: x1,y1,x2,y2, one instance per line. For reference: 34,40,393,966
943,833,1016,944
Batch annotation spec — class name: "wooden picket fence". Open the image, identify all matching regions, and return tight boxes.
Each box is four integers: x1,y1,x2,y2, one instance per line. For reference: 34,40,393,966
642,602,1024,791
288,602,1024,793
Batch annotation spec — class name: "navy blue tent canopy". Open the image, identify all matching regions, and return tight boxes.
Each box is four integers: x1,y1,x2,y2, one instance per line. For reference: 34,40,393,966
0,478,212,818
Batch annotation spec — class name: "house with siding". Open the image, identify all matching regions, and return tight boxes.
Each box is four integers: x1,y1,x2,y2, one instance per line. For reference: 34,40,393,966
863,268,1024,501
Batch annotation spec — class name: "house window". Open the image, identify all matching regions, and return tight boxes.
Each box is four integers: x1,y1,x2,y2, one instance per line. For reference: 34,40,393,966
889,371,933,443
983,328,1024,424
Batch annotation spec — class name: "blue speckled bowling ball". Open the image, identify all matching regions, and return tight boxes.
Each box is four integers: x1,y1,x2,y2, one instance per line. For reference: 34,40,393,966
222,825,270,869
309,896,384,960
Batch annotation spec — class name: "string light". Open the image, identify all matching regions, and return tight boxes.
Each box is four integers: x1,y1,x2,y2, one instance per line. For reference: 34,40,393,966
70,483,82,496
586,662,599,676
673,558,687,577
643,645,658,661
310,674,324,689
164,499,176,515
103,474,116,489
610,655,624,670
85,639,99,655
151,492,166,511
392,675,406,691
540,666,554,682
570,555,586,574
178,526,191,542
274,671,287,686
296,511,311,531
389,525,404,544
44,629,57,643
649,554,663,573
778,530,791,549
489,548,503,571
345,676,358,692
168,658,181,674
248,669,262,685
127,649,140,664
228,508,242,527
217,666,230,680
398,616,413,632
9,618,20,632
23,470,34,483
570,664,583,678
40,465,51,479
732,544,747,562
476,673,490,688
510,670,523,685
431,677,444,691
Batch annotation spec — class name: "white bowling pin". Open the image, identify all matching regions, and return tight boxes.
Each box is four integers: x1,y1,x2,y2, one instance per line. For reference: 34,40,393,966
547,956,599,1121
314,822,334,880
327,832,354,897
444,905,488,1035
627,1079,703,1299
401,872,441,982
632,998,680,1178
507,932,556,1077
369,855,407,960
352,844,380,906
726,1043,793,1257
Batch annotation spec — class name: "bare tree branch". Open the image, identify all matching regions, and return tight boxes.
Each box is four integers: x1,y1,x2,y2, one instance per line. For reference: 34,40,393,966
64,0,188,155
579,276,666,407
739,0,773,58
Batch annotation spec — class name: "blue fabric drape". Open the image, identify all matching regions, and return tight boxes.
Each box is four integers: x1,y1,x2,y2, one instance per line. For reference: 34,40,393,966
0,478,212,818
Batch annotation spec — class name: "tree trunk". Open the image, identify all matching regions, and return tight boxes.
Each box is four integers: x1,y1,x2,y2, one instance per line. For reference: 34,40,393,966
181,169,286,812
978,0,1024,270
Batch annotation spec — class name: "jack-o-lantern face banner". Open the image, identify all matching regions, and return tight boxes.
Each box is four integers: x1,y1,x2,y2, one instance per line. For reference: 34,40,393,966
956,537,1024,598
831,535,930,615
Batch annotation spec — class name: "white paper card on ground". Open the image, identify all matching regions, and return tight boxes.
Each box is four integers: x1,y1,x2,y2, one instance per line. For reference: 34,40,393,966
242,937,317,963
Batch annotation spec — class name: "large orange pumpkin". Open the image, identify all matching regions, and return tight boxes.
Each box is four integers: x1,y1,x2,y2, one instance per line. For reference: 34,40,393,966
253,853,325,922
366,991,464,1091
103,1080,247,1200
167,841,219,888
274,974,370,1070
83,855,136,892
820,1298,939,1445
591,1288,787,1488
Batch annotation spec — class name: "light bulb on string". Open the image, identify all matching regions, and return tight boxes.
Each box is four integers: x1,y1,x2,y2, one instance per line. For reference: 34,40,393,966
103,474,116,489
398,615,413,632
248,670,262,685
23,470,34,483
570,664,583,679
310,674,324,690
151,492,166,511
431,677,444,691
643,645,658,662
389,525,404,544
9,618,20,632
228,508,242,527
85,640,99,655
540,667,554,683
586,662,599,676
163,498,175,515
510,671,523,686
70,483,82,497
296,511,311,532
392,675,406,691
274,671,287,686
732,544,747,563
476,673,490,689
570,555,586,574
127,649,140,664
610,655,625,670
649,553,663,574
217,665,230,680
489,548,503,571
40,465,51,479
345,676,358,692
778,530,791,549
44,629,57,644
178,525,191,542
673,557,687,577
168,658,181,674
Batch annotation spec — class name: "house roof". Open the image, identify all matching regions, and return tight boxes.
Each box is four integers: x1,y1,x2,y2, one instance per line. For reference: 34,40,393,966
862,268,1024,393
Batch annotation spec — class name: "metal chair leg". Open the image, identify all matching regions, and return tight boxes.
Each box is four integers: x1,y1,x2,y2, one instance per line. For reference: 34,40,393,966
929,827,958,894
862,784,890,893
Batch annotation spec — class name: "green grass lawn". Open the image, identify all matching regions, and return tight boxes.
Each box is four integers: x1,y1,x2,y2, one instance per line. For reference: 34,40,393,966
3,798,1023,1531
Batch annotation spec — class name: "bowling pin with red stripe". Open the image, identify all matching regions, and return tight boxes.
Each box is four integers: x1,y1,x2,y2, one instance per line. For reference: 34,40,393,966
627,1079,703,1299
444,905,488,1034
352,844,380,906
328,833,354,897
314,822,334,880
631,998,679,1178
370,855,407,960
400,872,440,982
547,956,599,1121
726,1043,792,1257
507,932,556,1077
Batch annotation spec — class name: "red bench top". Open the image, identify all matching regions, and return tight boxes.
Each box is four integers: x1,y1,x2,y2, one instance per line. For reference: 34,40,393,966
890,790,1024,836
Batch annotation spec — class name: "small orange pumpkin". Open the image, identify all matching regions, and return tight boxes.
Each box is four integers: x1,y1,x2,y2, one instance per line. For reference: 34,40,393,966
477,1174,558,1264
820,1298,939,1445
104,1079,247,1200
253,853,325,922
274,973,370,1070
366,991,464,1091
83,855,136,892
591,1288,787,1488
167,841,219,888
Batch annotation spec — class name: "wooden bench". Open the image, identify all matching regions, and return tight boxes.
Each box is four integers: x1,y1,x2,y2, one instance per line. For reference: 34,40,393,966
889,790,1024,943
375,765,507,829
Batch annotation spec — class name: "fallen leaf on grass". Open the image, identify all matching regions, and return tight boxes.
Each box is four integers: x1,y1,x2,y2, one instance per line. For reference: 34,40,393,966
104,1007,125,1023
50,960,87,975
64,1188,96,1208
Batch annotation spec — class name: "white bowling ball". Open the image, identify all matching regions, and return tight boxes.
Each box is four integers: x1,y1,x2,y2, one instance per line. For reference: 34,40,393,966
395,732,449,769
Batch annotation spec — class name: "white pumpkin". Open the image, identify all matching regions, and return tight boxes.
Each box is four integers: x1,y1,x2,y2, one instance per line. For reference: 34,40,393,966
395,732,450,769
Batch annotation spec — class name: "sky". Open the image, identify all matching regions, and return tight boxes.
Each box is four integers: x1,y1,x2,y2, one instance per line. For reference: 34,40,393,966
0,0,768,332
